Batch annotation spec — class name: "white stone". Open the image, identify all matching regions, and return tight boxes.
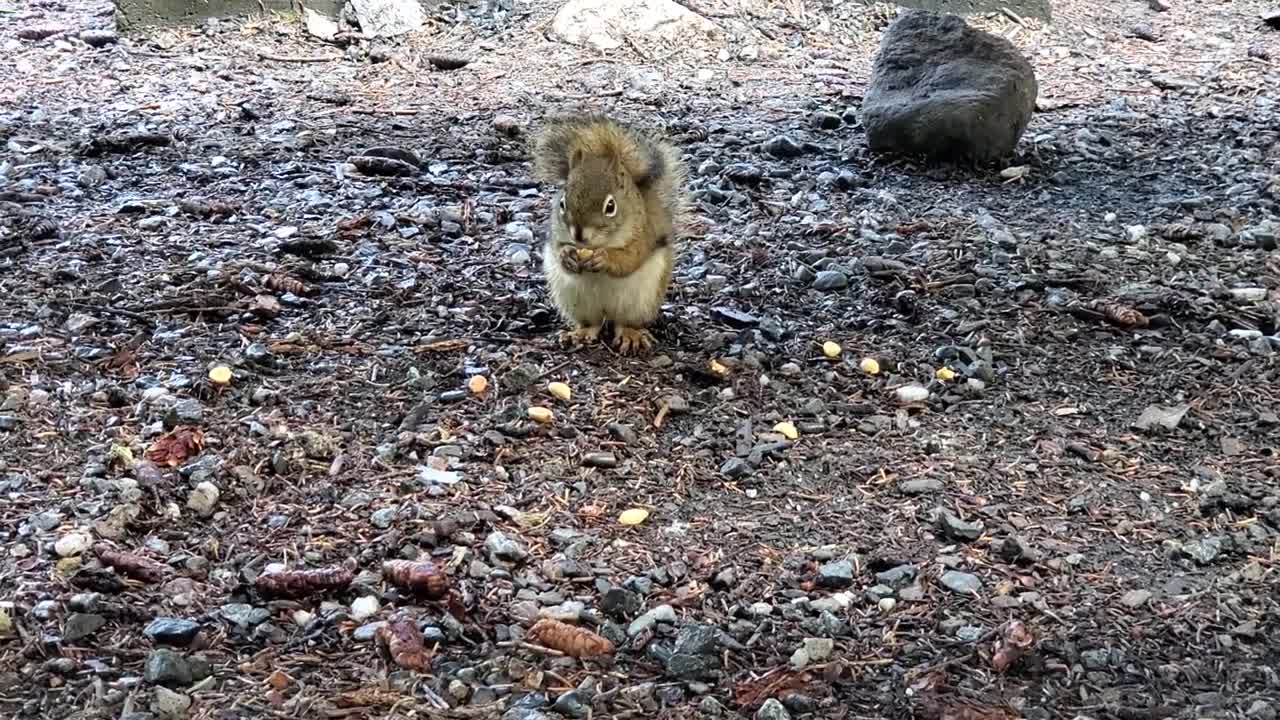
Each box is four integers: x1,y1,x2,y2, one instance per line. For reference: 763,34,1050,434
895,384,929,404
54,532,91,557
348,0,425,38
186,482,220,517
351,595,380,621
551,0,718,52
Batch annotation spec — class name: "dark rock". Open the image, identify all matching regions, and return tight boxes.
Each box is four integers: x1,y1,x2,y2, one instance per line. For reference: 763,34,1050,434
144,649,193,687
720,457,752,479
600,587,642,620
937,510,984,541
711,566,737,589
581,452,617,469
818,559,854,588
145,618,202,647
995,535,1039,563
220,603,269,627
862,12,1038,162
810,111,842,130
763,135,804,158
711,307,759,328
606,423,638,445
723,163,763,184
552,690,590,718
756,698,792,720
875,564,917,586
164,399,204,428
79,29,118,47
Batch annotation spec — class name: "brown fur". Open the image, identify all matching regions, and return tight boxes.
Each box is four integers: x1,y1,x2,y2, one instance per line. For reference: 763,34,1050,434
530,114,688,355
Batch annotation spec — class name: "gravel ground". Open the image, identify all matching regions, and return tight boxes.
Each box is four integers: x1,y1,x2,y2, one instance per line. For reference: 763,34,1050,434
2,1,1279,719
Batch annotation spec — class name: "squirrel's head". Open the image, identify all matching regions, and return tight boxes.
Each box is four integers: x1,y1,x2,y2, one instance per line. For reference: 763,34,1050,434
558,149,643,248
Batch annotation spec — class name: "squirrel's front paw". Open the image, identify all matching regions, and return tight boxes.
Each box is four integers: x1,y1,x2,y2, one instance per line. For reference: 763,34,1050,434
577,248,606,273
558,245,582,274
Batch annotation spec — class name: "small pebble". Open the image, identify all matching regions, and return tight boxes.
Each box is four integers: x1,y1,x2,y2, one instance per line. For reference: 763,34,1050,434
350,596,380,621
895,385,929,404
55,532,91,557
186,482,220,517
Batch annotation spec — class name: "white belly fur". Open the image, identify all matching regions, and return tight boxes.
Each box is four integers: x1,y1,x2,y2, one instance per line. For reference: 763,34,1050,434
544,248,670,329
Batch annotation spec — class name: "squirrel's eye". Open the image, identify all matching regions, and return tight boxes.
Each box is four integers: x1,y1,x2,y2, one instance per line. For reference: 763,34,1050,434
603,196,617,217
558,196,566,214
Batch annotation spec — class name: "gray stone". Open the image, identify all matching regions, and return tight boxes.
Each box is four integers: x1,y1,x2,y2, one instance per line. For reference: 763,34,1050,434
939,571,982,595
720,457,752,479
1179,536,1224,565
220,603,269,627
29,510,63,531
370,507,397,529
1120,590,1152,609
996,535,1039,563
144,649,192,687
898,478,944,495
875,564,917,586
812,270,849,291
31,600,60,620
756,698,791,720
1246,701,1276,720
485,531,529,563
937,510,984,541
818,559,854,588
164,399,204,428
64,613,106,642
152,686,192,719
627,604,676,636
863,12,1038,162
553,689,590,718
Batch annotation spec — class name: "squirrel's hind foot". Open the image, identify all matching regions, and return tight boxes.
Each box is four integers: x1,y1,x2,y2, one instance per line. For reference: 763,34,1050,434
559,325,603,348
613,327,655,355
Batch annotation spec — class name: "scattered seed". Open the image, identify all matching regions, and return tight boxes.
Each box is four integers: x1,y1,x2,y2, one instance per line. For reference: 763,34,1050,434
208,366,233,385
822,341,842,358
709,359,729,376
619,508,649,526
468,375,489,395
773,421,799,440
528,406,554,423
548,382,572,402
860,357,881,375
936,367,957,381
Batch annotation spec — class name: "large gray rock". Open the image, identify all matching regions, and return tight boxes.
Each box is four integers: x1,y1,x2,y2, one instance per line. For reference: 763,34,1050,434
862,12,1037,163
551,0,718,52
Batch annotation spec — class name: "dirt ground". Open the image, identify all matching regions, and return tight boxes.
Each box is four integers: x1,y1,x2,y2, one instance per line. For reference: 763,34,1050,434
2,0,1279,718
